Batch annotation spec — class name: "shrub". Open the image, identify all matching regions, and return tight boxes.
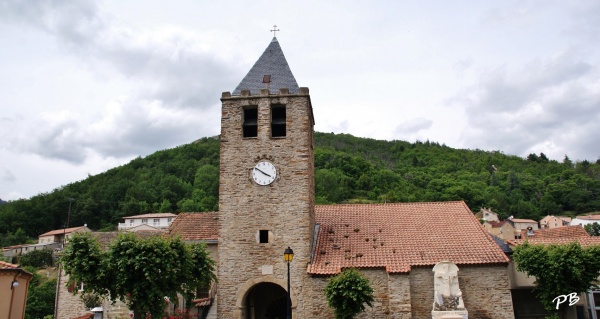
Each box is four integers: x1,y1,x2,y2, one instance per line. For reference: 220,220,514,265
324,268,374,319
18,249,54,268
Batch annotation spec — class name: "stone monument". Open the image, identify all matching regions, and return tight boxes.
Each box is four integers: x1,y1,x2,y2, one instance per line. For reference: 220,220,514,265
432,261,468,319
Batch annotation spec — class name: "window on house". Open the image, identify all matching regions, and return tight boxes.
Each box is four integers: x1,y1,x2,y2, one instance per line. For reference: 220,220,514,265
153,219,160,226
167,218,172,224
587,291,600,319
243,106,258,138
259,230,269,243
142,219,148,224
196,284,210,300
271,104,286,137
129,219,134,225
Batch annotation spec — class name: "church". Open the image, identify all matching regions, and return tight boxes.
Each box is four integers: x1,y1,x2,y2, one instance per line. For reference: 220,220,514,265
55,36,516,319
169,36,515,319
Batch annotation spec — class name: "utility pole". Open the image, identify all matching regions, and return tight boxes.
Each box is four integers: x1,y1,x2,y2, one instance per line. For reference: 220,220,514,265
62,198,74,248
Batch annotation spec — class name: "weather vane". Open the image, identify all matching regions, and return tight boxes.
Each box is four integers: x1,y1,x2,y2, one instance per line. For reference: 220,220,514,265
271,25,280,37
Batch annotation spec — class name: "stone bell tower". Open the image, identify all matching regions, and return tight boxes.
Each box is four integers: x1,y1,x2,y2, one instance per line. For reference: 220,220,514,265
217,37,315,319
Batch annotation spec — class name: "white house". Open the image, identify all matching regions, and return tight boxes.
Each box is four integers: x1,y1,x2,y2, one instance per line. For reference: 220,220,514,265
118,213,176,231
571,214,600,227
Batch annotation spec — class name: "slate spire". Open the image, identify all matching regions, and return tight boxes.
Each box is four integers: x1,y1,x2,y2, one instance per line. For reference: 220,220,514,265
233,37,299,95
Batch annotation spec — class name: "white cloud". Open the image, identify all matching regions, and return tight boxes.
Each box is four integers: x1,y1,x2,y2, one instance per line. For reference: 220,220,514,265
459,51,600,161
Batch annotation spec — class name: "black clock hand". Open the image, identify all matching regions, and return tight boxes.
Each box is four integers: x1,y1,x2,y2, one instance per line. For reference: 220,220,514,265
255,167,271,177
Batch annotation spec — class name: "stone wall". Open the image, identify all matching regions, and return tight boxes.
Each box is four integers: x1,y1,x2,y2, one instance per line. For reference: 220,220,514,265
55,269,87,319
459,265,514,319
388,273,412,319
410,265,514,319
301,269,411,319
213,252,513,319
56,269,131,319
267,264,514,319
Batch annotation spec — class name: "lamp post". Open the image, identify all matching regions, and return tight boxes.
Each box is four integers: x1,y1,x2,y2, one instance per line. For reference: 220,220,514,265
284,247,294,319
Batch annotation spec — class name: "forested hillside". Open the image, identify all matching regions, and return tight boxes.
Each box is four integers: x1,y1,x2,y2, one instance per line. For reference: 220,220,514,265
1,132,599,245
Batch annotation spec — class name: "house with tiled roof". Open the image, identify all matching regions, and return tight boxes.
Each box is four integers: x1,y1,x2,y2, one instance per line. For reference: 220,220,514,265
539,215,570,229
0,261,33,319
483,220,517,240
38,225,91,246
506,218,538,238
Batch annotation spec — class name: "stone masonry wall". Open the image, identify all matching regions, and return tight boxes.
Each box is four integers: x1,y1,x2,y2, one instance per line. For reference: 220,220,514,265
459,265,515,319
301,269,414,319
217,89,315,319
410,265,514,319
355,269,392,319
213,259,511,319
388,273,412,319
56,270,132,319
56,270,87,319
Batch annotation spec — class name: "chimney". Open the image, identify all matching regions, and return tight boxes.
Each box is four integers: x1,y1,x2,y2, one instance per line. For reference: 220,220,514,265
526,226,535,237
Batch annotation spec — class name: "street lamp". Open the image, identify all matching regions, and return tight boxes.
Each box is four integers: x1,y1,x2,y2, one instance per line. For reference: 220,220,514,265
284,247,294,319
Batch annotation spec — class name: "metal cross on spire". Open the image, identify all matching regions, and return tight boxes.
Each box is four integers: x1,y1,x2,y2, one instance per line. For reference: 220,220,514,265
271,25,280,37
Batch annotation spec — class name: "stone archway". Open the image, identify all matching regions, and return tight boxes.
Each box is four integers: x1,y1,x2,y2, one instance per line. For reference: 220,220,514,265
245,282,287,319
234,276,297,319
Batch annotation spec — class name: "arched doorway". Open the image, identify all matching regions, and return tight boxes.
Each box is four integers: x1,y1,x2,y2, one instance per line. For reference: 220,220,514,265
245,282,288,319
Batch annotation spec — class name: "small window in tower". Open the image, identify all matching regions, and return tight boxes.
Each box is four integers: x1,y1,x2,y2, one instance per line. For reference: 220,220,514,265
243,106,258,138
271,104,286,137
259,230,269,243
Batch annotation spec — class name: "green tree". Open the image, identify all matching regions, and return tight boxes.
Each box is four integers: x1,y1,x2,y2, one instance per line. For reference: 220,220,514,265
159,199,172,213
62,232,216,319
18,249,54,268
0,228,29,247
323,268,374,319
585,223,600,236
513,242,600,318
25,277,57,319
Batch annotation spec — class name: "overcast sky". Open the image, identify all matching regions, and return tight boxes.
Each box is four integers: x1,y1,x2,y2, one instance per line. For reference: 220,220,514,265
1,0,599,200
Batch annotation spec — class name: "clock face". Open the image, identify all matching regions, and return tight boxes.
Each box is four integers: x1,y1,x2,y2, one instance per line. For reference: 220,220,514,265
252,161,277,185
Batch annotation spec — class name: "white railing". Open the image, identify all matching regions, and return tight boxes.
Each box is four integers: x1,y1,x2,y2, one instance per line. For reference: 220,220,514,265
118,222,172,230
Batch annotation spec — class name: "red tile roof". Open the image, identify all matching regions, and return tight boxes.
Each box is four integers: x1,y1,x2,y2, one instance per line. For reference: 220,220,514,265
486,221,506,228
38,226,89,237
0,260,19,269
123,213,177,219
71,313,93,319
574,214,600,221
169,212,218,241
308,202,509,275
520,225,589,239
